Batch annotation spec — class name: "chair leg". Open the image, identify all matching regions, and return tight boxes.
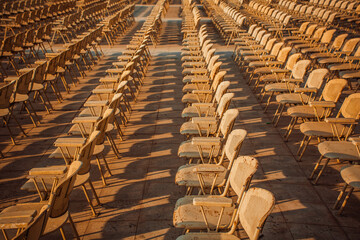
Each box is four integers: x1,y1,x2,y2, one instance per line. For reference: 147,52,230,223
59,227,67,240
26,100,41,125
333,183,348,210
309,155,324,180
298,136,312,161
68,213,80,240
106,133,121,158
284,117,297,141
81,184,98,217
338,186,354,215
88,179,101,206
95,155,107,186
101,153,113,176
313,158,330,185
9,111,28,137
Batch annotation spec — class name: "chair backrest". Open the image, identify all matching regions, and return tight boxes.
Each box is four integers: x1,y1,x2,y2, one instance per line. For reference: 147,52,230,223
276,47,292,63
226,156,259,200
15,70,34,95
212,81,230,104
304,24,317,36
341,38,360,53
1,36,14,54
216,93,235,118
291,59,311,79
0,80,16,109
211,71,227,93
95,108,116,145
238,188,275,240
207,55,220,72
12,205,49,240
312,27,327,41
260,33,271,46
305,68,328,89
32,61,47,85
285,53,302,71
339,93,360,119
330,34,348,50
209,62,222,81
321,78,347,102
269,42,284,56
221,129,248,168
218,108,239,138
48,161,82,218
320,29,336,44
298,22,310,33
77,130,100,175
264,38,276,51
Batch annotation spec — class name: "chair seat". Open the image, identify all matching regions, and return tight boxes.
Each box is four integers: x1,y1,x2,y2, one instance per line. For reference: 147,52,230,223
183,68,207,75
173,196,234,229
182,83,210,93
182,75,209,84
318,141,360,161
0,108,10,117
181,106,216,118
310,52,332,59
248,61,266,68
182,62,205,68
180,121,217,136
14,94,29,103
31,83,44,91
276,93,311,104
259,74,278,83
0,202,69,234
74,172,90,187
181,56,203,62
340,165,360,188
339,70,360,79
177,233,239,240
300,122,349,137
264,82,295,92
178,140,220,159
175,164,227,187
287,105,326,118
328,63,357,71
318,57,343,64
45,74,56,81
182,93,212,104
254,66,278,75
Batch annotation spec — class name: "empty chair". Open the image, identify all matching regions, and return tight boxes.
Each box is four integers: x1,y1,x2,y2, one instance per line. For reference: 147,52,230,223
176,188,275,240
297,93,360,161
176,129,248,195
0,161,82,240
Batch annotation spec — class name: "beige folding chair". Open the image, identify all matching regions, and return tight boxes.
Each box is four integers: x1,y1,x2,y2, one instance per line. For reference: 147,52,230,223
173,156,265,233
0,80,27,145
272,68,329,126
178,109,239,164
264,67,329,113
298,93,360,160
176,129,248,195
6,69,41,127
10,205,49,240
284,78,347,140
0,161,82,240
333,161,360,214
182,75,228,106
175,188,275,240
24,131,101,215
247,46,292,85
181,93,235,138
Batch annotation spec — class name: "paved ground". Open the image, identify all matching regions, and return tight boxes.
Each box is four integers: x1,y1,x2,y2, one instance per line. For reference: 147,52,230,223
0,2,359,240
